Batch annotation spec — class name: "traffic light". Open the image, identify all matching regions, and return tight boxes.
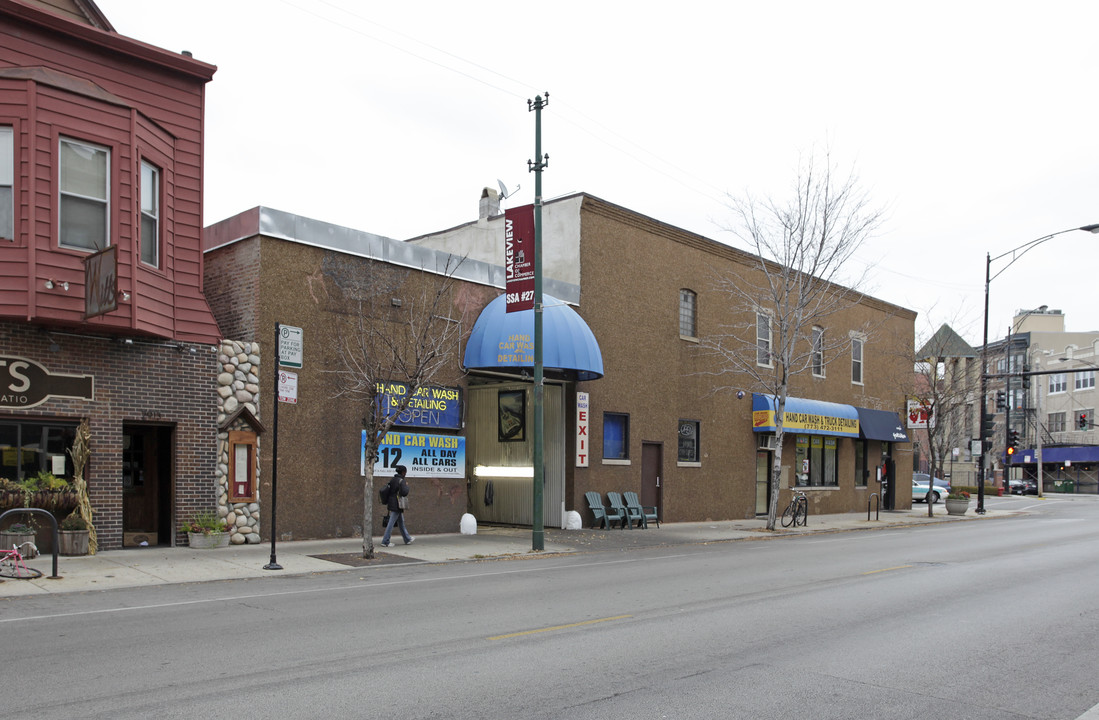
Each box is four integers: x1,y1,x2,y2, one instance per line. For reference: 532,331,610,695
982,415,996,437
996,391,1006,412
1007,429,1019,457
1079,413,1089,430
1022,364,1031,390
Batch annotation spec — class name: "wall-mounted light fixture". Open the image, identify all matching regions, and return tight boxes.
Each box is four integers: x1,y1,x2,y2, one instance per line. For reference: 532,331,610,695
117,337,134,346
44,279,69,291
122,291,131,301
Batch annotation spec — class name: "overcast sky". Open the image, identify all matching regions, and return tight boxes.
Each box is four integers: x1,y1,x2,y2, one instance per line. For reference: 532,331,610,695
96,0,1099,347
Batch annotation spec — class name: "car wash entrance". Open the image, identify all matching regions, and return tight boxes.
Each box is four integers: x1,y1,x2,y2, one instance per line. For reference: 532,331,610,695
462,293,604,529
467,382,566,527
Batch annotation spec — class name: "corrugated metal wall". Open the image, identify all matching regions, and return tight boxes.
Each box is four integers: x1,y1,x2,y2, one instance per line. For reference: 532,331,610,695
468,383,565,527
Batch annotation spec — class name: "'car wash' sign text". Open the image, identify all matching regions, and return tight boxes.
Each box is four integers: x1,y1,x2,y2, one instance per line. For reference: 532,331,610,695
374,382,461,429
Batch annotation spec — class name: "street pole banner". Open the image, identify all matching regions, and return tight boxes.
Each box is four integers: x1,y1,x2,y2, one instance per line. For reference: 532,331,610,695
504,204,535,313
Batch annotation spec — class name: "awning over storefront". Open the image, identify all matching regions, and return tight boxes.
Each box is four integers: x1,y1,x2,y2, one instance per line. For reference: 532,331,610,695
464,294,604,381
855,407,909,442
1016,446,1099,464
752,394,859,437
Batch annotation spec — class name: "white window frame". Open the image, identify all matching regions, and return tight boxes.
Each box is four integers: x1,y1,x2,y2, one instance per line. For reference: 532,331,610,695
139,160,160,267
1048,412,1065,433
59,137,110,251
756,311,772,367
1074,370,1095,391
1049,373,1067,395
0,126,12,241
811,326,825,377
851,334,864,385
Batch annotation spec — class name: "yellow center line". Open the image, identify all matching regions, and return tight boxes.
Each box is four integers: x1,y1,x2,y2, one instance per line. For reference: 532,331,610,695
862,565,913,575
489,614,632,641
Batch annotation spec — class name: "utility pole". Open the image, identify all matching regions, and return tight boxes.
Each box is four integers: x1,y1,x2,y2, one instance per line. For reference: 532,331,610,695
527,93,549,551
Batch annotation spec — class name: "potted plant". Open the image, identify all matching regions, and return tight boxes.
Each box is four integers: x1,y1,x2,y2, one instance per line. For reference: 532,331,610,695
0,522,37,557
945,490,971,516
183,511,230,549
58,512,90,556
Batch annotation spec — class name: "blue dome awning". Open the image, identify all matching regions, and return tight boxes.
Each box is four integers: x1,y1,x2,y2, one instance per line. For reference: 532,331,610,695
464,294,604,381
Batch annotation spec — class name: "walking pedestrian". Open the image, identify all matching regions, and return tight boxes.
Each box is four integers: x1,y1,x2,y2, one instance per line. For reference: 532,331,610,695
381,465,414,547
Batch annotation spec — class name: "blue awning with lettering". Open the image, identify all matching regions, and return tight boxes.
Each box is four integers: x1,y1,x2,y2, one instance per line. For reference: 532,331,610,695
856,407,910,442
464,294,604,381
752,394,860,437
1015,446,1099,464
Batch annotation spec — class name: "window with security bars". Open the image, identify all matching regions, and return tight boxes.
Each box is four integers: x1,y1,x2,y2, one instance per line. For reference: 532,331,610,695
679,289,697,338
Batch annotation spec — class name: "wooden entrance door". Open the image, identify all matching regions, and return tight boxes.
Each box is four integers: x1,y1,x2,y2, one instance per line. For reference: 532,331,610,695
641,443,663,519
122,425,173,545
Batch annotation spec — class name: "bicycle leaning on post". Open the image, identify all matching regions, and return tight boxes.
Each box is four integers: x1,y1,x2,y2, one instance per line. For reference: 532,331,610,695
781,490,809,528
0,541,43,579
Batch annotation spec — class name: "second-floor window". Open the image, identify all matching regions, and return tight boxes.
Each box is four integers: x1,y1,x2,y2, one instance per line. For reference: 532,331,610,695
1049,373,1067,395
0,126,12,241
811,326,824,377
851,336,864,384
1075,370,1095,391
756,312,772,366
140,161,160,267
59,138,109,251
679,289,697,338
1048,412,1066,433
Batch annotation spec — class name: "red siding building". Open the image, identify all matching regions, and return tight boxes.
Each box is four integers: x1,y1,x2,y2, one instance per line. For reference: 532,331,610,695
0,0,227,549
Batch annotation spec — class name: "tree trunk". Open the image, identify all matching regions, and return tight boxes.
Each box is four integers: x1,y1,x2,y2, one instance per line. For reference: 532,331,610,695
361,462,376,559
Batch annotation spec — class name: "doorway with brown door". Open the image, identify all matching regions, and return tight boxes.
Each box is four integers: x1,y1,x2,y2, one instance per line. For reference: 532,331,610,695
641,443,663,520
122,425,174,547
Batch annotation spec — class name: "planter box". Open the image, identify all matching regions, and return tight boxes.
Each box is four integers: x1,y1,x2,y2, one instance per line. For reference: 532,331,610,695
945,498,970,516
188,532,229,549
59,530,89,556
0,531,37,557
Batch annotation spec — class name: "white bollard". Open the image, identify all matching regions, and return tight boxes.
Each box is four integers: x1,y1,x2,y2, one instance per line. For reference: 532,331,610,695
564,510,583,530
459,513,478,535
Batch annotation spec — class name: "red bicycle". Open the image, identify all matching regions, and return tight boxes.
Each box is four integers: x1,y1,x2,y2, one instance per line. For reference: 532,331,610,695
0,541,43,579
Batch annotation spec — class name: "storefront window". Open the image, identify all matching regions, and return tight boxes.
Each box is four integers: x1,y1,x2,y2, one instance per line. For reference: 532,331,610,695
855,441,866,486
0,421,76,482
794,434,837,487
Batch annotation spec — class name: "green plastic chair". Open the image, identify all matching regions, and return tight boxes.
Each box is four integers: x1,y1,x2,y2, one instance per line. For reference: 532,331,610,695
623,491,660,528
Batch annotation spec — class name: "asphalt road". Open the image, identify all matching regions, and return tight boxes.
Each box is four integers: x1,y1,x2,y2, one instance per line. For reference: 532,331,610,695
2,495,1097,720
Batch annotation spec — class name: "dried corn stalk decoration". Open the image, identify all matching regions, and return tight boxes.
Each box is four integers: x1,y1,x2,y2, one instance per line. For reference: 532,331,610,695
68,418,96,554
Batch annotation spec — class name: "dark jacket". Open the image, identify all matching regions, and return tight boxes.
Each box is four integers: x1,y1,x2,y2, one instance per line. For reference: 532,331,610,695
385,474,409,513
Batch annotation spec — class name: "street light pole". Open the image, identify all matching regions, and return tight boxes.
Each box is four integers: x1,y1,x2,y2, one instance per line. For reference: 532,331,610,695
978,224,1099,514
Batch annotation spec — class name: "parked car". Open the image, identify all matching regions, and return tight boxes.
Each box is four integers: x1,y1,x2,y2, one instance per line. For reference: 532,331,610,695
1009,478,1038,495
912,477,950,503
913,472,950,491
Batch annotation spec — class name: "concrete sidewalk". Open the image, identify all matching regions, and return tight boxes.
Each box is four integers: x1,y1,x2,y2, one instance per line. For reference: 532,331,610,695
0,506,1013,598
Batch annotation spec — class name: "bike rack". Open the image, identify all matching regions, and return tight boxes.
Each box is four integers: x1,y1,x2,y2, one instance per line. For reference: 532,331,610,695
867,493,880,522
0,508,60,579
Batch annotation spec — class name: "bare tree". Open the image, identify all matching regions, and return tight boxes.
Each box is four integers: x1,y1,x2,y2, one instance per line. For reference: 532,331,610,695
911,322,979,516
326,255,466,558
700,152,885,530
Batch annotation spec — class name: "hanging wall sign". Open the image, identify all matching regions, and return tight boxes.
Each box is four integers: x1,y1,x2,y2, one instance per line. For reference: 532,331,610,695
374,381,462,429
0,356,94,409
362,430,465,479
576,391,589,467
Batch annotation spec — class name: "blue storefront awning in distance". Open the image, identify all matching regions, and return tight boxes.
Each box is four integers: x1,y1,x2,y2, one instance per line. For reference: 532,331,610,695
1016,446,1099,464
464,294,604,381
752,394,860,437
856,407,910,442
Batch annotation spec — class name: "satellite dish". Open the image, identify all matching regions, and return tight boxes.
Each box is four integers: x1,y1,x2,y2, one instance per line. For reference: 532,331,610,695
496,179,520,200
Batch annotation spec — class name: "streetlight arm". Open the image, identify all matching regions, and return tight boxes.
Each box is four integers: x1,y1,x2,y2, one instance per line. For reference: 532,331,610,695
988,225,1099,283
